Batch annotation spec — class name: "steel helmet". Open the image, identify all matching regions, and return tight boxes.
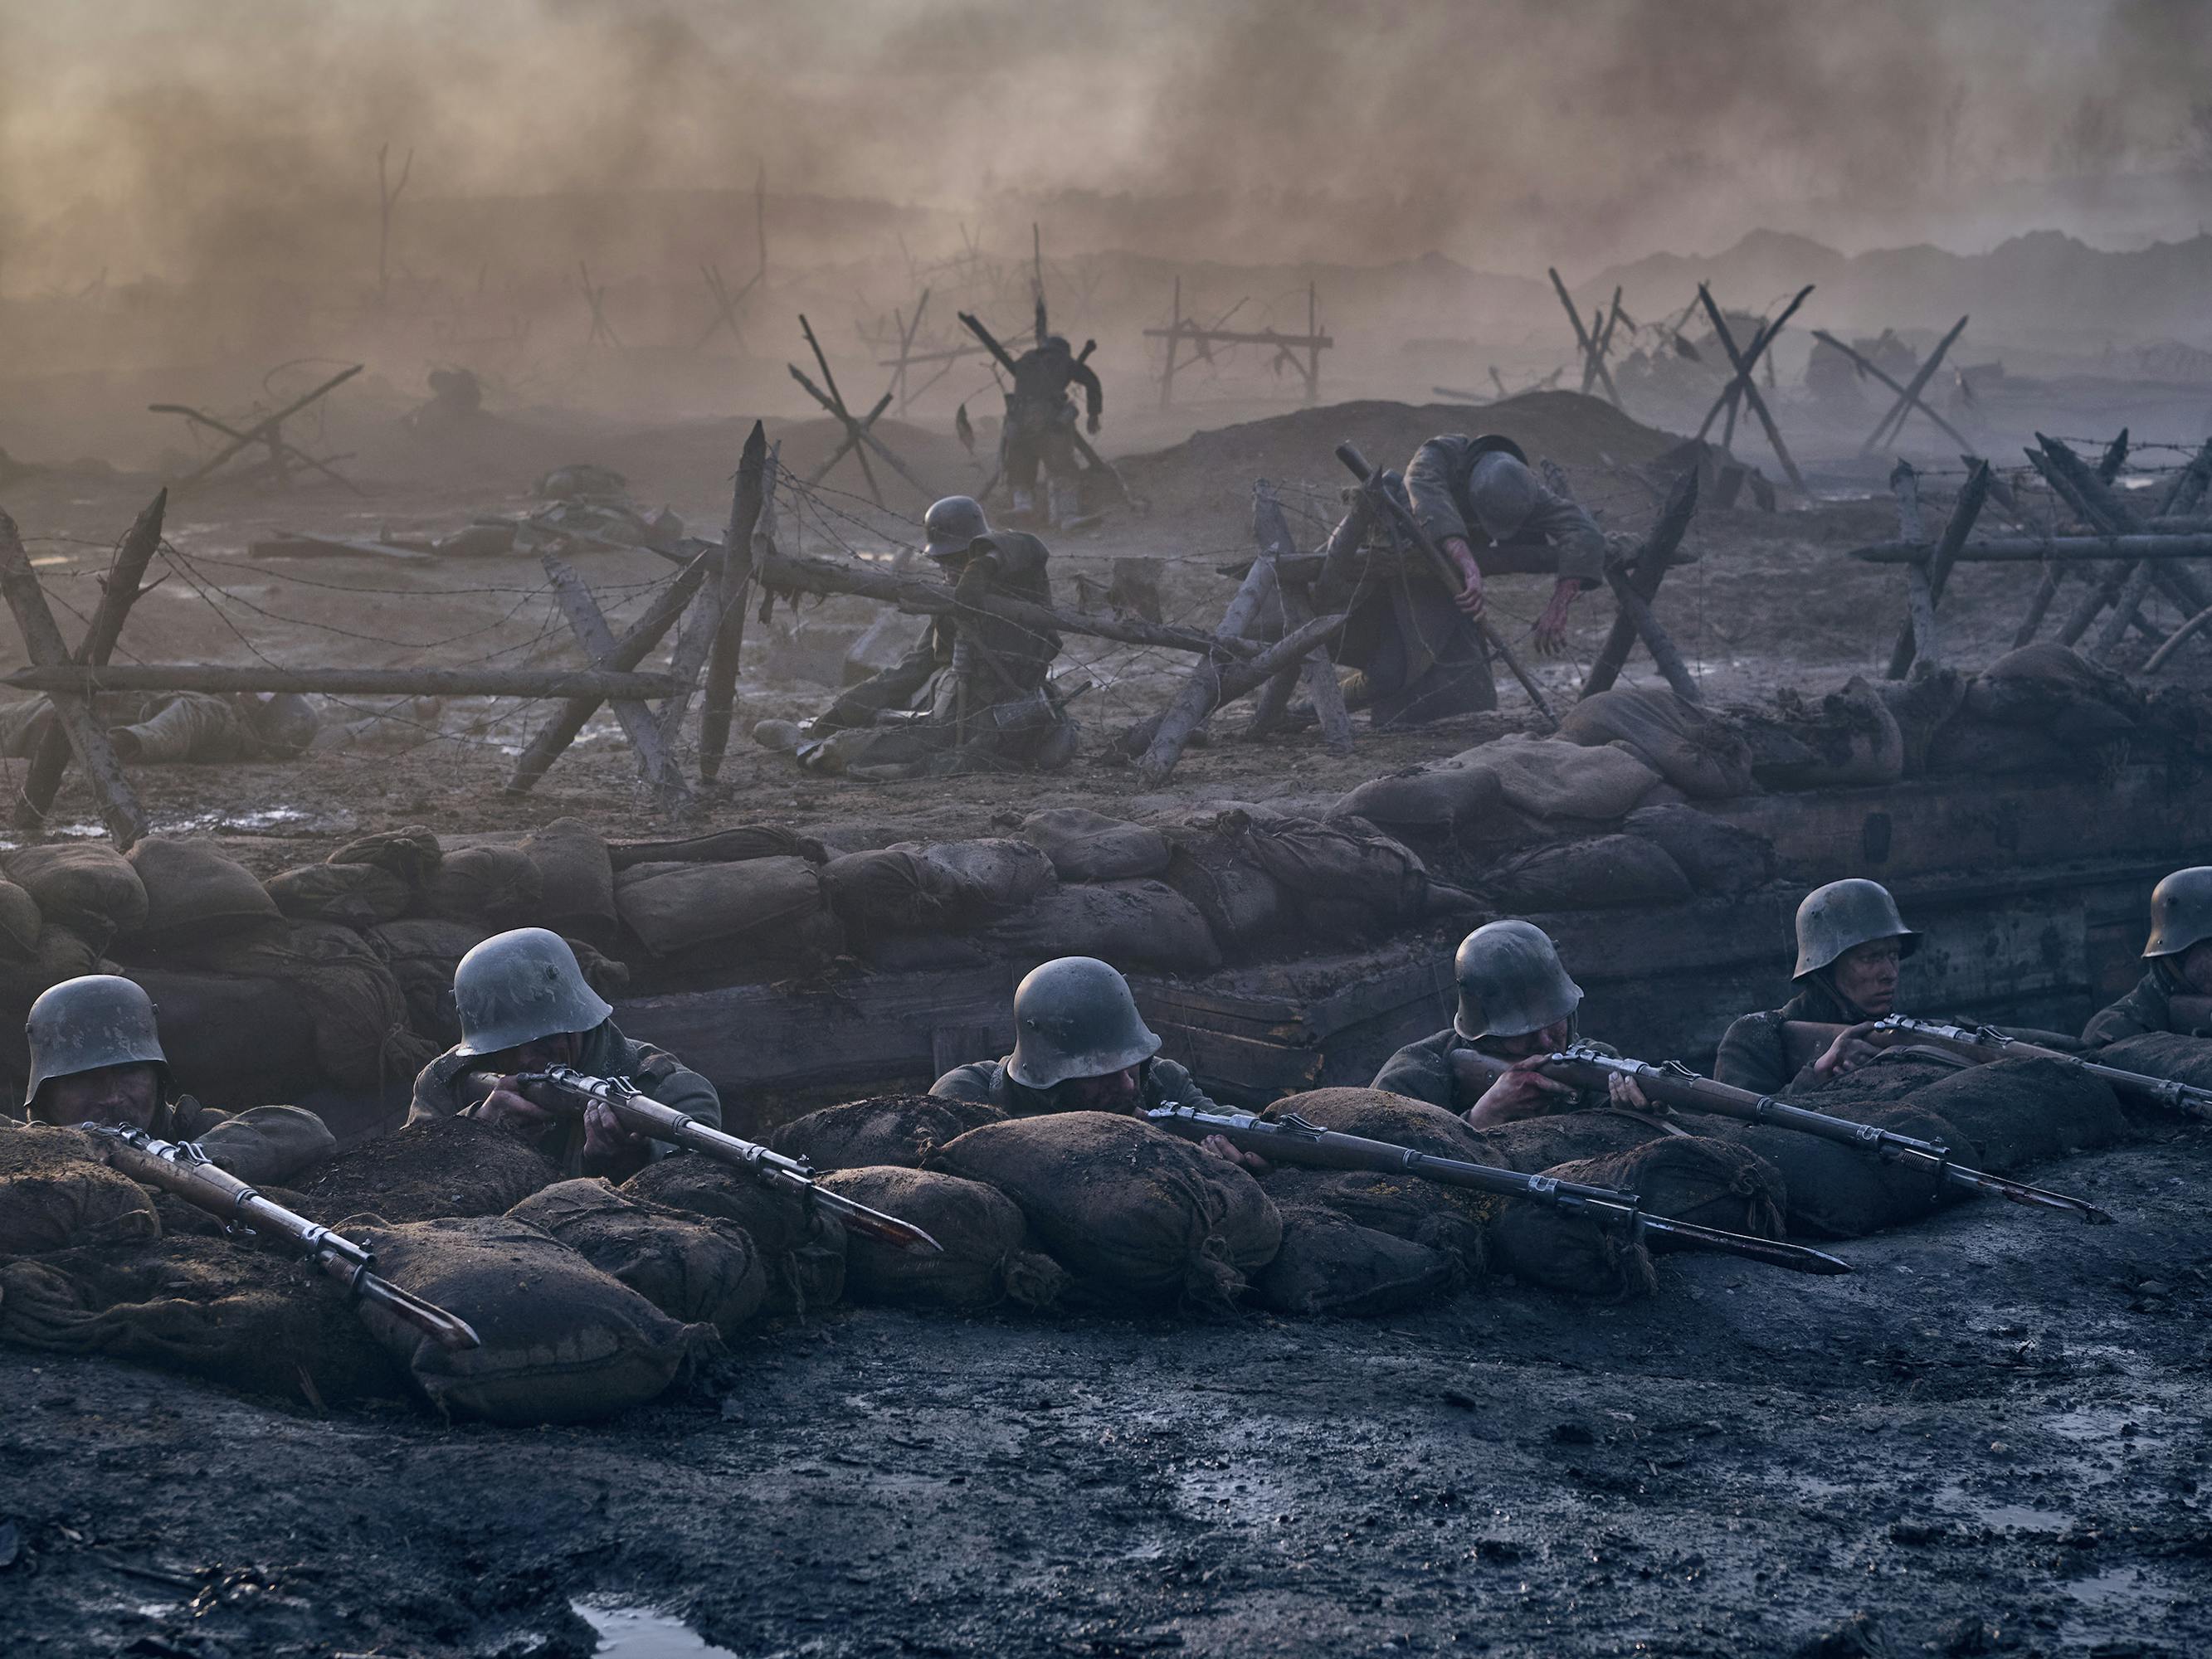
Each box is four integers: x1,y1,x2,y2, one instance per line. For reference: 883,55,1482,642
452,927,612,1058
25,974,168,1108
2143,866,2212,958
1006,956,1161,1090
922,495,991,564
1453,921,1582,1041
1792,878,1921,980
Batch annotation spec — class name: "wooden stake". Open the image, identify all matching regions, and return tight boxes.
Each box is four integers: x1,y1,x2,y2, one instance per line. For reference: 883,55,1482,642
1697,287,1813,442
1583,468,1699,698
699,421,768,783
1694,287,1806,492
1887,460,1989,677
542,556,689,803
1548,268,1620,405
1861,317,1968,453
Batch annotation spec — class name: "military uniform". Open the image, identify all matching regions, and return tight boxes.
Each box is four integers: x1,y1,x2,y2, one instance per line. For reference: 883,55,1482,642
936,955,1206,1120
2084,867,2212,1045
1714,879,1922,1095
1713,978,1864,1096
0,691,316,764
931,1055,1216,1117
1002,338,1103,526
1321,436,1605,727
2083,961,2206,1046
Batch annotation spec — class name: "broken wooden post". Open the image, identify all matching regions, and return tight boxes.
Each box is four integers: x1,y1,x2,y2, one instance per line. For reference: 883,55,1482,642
1888,461,1941,670
698,422,768,784
377,143,412,309
2032,434,2212,645
542,556,689,804
1812,331,1975,454
1548,267,1620,406
1114,611,1349,763
1245,485,1352,751
1697,286,1813,443
1583,468,1699,698
9,664,684,699
156,365,364,494
790,316,933,504
1695,287,1806,492
1539,460,1700,704
17,489,167,831
1887,460,1989,677
1861,317,1968,454
1134,543,1286,784
2089,437,2212,655
0,509,148,846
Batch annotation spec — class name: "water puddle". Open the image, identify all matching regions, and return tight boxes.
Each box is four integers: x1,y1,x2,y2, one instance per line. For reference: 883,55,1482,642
1929,1482,2072,1534
576,1603,738,1658
2060,1563,2184,1647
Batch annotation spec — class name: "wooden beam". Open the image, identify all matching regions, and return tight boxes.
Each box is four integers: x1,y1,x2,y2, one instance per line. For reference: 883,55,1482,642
158,365,363,492
1850,533,2212,564
1584,467,1698,698
7,664,684,699
1695,287,1806,492
541,555,688,801
1861,317,1968,453
1113,611,1349,761
1695,286,1812,443
1887,460,1988,678
1888,461,1941,669
1245,484,1352,749
699,422,768,784
1547,267,1620,405
1136,541,1288,784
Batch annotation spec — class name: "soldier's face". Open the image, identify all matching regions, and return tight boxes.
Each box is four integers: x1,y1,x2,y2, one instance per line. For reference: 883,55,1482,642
1055,1066,1142,1113
1831,940,1902,1016
510,1031,585,1071
37,1062,163,1131
2179,941,2212,995
1488,1018,1574,1058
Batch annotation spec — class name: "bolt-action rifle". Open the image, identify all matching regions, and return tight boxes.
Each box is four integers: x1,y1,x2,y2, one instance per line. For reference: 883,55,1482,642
460,1067,943,1254
89,1124,481,1350
1143,1102,1850,1276
1450,1044,2112,1224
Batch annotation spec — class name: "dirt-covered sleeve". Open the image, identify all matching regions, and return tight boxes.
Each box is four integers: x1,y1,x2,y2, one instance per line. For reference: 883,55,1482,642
1522,487,1609,586
1372,1030,1459,1110
2082,975,2167,1047
186,1104,336,1185
1404,435,1477,552
1148,1059,1218,1113
1069,356,1103,421
625,1041,722,1132
810,625,943,732
929,1061,1005,1106
1713,1010,1793,1095
405,1048,470,1126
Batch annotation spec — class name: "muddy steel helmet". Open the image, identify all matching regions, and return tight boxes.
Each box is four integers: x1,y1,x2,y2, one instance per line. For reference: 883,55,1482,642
452,927,612,1059
25,974,168,1108
1792,879,1921,980
1006,956,1162,1091
1453,921,1582,1042
923,495,991,564
2142,866,2212,958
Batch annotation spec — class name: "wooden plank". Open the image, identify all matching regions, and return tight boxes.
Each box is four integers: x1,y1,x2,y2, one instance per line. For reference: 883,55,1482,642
1696,286,1806,491
699,421,767,784
7,664,682,698
1583,467,1698,698
1887,460,1988,677
1861,316,1968,453
541,555,687,799
1850,533,2212,563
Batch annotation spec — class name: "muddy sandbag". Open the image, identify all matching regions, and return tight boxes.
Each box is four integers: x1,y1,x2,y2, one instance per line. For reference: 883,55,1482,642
200,920,436,1092
1260,1087,1488,1159
418,844,542,925
300,1114,558,1223
125,837,278,937
1966,642,2141,736
766,1093,1006,1172
328,825,443,886
615,855,828,956
929,1112,1279,1307
367,917,487,1045
1790,1051,1971,1107
903,838,1058,915
821,1165,1069,1311
519,817,618,941
507,1179,766,1339
853,932,995,973
1464,1108,1670,1174
1873,667,1970,776
1559,688,1756,800
1486,1191,1658,1300
0,878,40,962
0,1122,162,1254
1539,1135,1787,1242
819,848,989,933
266,861,413,927
1903,1056,2128,1171
1924,715,2074,776
1158,834,1289,957
1257,1166,1488,1278
1250,1206,1463,1318
2097,1031,2212,1092
5,843,148,946
1332,761,1504,838
1460,733,1660,822
608,825,827,870
351,1216,705,1423
1623,804,1775,894
1701,1103,1979,1238
621,1158,847,1318
1240,810,1430,922
1750,678,1903,789
982,879,1221,975
1021,807,1172,883
0,1235,402,1405
1484,834,1691,911
35,922,104,981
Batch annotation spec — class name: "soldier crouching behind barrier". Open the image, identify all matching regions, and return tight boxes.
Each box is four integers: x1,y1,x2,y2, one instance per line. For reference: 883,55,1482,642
17,974,334,1185
1713,878,1919,1094
2083,866,2212,1045
776,495,1077,779
0,689,317,763
1371,920,1649,1126
409,927,719,1181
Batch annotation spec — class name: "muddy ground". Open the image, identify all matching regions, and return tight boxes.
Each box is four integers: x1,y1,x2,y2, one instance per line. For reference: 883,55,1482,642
4,1121,2208,1659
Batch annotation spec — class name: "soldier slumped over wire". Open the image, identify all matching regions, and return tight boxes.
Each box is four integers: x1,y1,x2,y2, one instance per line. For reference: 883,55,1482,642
0,690,317,764
787,495,1076,777
1713,879,1920,1094
1318,435,1607,726
17,974,334,1185
409,927,720,1182
1370,920,1647,1127
1001,333,1103,531
2083,866,2212,1044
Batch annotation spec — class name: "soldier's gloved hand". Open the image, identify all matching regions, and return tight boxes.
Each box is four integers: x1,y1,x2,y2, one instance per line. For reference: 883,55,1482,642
1444,537,1485,619
1086,411,1101,436
1201,1132,1269,1174
1532,578,1581,656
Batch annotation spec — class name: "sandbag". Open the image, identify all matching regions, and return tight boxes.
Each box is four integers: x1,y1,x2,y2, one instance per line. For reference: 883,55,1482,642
36,922,104,981
1459,734,1660,822
1157,834,1288,958
507,1179,766,1339
1021,807,1172,883
1240,810,1430,922
351,1216,704,1423
265,862,413,927
0,1235,402,1405
1787,1051,1969,1107
1623,804,1775,894
1486,1180,1658,1300
300,1115,558,1223
0,1122,162,1254
1538,1135,1787,1243
766,1093,1006,1172
819,848,989,933
1698,1103,1979,1239
853,932,994,973
198,921,435,1092
1873,668,1969,776
608,825,827,870
821,1165,1069,1311
419,844,542,925
0,878,40,961
928,1112,1279,1307
1250,1206,1462,1317
328,825,443,886
367,917,488,1046
1902,1056,2128,1171
1464,1108,1670,1174
1331,761,1504,838
982,879,1222,975
1747,678,1903,789
1966,643,2141,736
519,817,618,941
1261,1087,1489,1160
5,843,148,946
125,837,278,937
615,855,826,956
1559,688,1756,800
2097,1031,2212,1092
1256,1166,1488,1278
1484,834,1691,911
901,838,1058,915
621,1157,847,1318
